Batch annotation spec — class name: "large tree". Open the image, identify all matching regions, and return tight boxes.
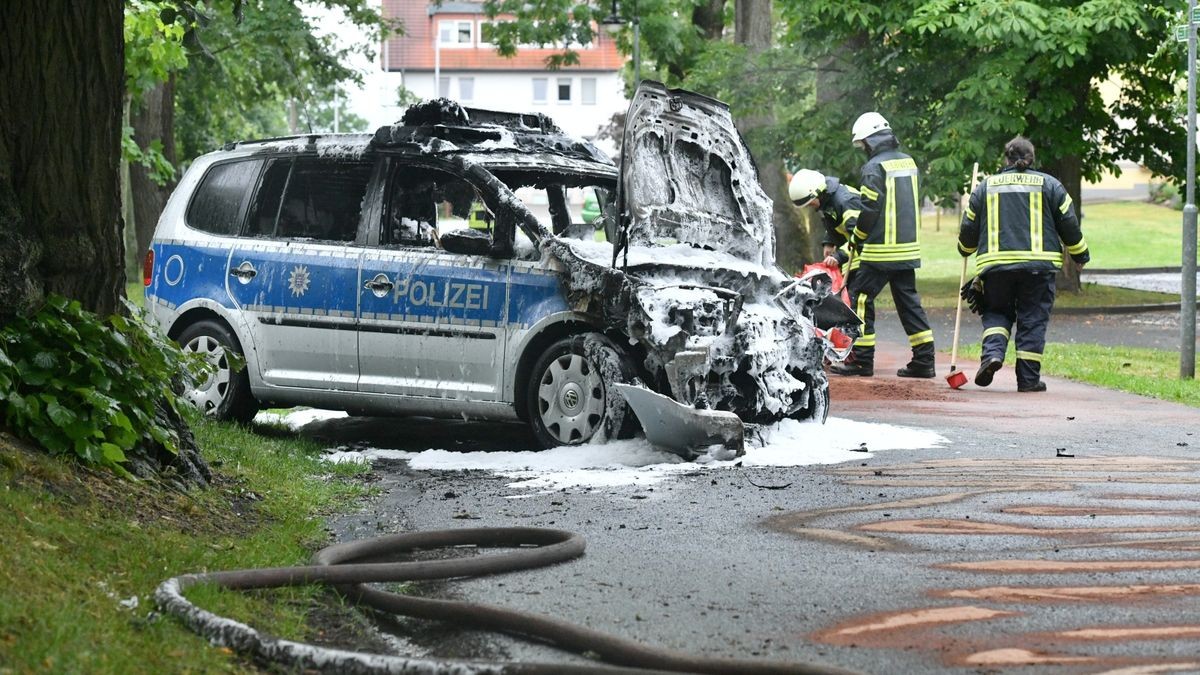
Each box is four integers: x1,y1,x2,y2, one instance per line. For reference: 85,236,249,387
781,0,1186,287
1,1,127,321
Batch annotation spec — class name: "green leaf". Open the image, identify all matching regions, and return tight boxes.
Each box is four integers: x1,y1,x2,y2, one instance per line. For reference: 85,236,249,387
15,360,49,386
64,420,95,442
101,443,128,464
46,401,78,429
31,425,68,455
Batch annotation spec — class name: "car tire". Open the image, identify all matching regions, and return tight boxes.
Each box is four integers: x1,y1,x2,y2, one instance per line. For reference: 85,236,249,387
790,369,830,424
527,333,638,448
816,376,831,423
177,319,259,424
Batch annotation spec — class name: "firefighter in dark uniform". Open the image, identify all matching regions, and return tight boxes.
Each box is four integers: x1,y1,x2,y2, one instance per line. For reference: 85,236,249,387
958,136,1089,392
830,112,936,378
787,169,862,271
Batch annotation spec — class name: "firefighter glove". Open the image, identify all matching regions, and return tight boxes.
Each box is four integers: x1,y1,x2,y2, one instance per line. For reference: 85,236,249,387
961,276,984,315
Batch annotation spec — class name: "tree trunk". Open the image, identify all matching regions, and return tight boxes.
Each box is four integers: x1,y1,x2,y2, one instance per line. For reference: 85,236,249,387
693,0,726,40
0,1,125,321
129,78,178,277
733,0,810,273
0,2,207,483
1045,153,1083,293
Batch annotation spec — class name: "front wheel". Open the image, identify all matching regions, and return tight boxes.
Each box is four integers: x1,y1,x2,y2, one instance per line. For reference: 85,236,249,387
796,369,830,424
527,334,638,448
177,320,259,424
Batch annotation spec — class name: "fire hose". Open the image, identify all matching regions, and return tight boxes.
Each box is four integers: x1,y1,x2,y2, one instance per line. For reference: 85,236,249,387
156,527,859,675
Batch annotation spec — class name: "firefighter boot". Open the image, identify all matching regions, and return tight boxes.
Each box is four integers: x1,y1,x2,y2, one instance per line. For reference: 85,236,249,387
974,357,1003,387
830,350,873,377
830,361,873,376
897,343,936,378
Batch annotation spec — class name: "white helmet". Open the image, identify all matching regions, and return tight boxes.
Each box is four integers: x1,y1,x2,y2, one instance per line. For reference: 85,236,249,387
851,112,891,144
788,169,827,205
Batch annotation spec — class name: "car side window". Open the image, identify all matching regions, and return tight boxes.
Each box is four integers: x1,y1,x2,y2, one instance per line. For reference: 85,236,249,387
245,156,373,242
383,164,494,248
186,158,264,235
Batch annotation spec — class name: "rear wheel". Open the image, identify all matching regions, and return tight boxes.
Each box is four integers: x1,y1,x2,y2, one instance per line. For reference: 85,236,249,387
177,320,259,424
527,333,637,448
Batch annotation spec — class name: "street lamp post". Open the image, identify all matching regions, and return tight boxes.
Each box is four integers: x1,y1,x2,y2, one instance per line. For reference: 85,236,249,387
632,11,640,85
1185,0,1198,378
601,0,640,85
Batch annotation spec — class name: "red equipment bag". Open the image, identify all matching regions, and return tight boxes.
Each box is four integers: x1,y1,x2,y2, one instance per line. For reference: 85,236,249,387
798,262,851,308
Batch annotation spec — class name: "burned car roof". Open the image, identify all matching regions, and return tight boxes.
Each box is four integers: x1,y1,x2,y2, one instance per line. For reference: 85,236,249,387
225,99,617,178
374,99,614,166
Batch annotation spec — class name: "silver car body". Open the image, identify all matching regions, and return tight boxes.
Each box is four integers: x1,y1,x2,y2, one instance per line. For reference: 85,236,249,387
145,84,857,448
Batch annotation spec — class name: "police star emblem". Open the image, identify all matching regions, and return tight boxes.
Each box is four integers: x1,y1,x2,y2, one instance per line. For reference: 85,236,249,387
288,264,311,297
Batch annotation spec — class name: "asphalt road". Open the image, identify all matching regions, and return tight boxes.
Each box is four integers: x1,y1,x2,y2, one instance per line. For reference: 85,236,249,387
306,312,1200,674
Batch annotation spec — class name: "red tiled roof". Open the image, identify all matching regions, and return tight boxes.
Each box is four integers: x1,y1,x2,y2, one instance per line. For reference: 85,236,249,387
382,0,623,72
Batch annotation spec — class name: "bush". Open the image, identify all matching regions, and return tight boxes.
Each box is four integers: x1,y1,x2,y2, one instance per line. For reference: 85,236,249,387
0,295,203,478
1149,180,1182,210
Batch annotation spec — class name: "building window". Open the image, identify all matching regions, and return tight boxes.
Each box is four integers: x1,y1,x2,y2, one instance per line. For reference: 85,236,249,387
581,77,597,105
438,20,473,47
478,21,496,48
438,76,450,98
557,78,572,103
532,77,548,104
459,77,474,102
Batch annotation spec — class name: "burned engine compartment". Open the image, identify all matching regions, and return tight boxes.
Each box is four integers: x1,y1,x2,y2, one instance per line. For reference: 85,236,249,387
546,238,856,428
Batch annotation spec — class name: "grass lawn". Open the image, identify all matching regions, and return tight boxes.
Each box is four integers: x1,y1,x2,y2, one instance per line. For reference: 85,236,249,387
125,281,144,308
0,418,376,673
957,341,1200,408
872,201,1191,308
916,201,1191,276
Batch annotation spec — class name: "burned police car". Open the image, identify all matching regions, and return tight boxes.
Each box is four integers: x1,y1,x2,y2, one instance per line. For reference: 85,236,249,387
145,81,859,456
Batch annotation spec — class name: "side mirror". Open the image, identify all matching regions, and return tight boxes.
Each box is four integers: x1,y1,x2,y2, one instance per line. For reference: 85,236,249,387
440,228,492,256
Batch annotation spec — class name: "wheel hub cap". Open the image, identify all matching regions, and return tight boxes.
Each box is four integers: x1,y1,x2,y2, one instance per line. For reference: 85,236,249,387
561,385,582,412
537,353,606,444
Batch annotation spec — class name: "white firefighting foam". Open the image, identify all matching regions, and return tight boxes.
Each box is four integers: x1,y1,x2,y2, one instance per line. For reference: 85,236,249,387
305,412,946,493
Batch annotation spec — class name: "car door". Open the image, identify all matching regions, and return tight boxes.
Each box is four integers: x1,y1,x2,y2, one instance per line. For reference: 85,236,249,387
357,160,509,399
225,155,374,391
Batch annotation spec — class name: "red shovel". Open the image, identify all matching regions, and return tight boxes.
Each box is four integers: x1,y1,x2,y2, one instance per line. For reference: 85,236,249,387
946,255,969,390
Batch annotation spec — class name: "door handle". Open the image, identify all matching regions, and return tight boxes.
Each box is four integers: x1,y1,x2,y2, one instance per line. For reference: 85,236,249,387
364,273,394,297
230,261,257,283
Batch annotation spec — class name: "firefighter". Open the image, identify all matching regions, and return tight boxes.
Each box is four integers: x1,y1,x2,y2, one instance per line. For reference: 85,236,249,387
831,112,936,378
957,136,1089,392
788,169,862,271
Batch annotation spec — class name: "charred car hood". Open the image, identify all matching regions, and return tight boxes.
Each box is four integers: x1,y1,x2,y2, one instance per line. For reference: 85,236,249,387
620,81,775,268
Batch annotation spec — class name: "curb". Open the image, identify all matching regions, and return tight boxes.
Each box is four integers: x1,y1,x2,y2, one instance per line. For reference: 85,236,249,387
1074,266,1197,313
1056,301,1199,316
1083,266,1184,275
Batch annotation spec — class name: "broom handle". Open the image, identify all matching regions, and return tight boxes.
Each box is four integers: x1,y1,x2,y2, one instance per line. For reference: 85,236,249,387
951,255,967,370
950,163,980,371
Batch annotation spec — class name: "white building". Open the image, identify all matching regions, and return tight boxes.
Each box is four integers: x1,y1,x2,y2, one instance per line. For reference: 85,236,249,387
379,0,628,152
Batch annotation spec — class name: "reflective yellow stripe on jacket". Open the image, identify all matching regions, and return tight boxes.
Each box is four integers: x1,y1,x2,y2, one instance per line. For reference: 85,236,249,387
860,158,920,264
976,173,1070,272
